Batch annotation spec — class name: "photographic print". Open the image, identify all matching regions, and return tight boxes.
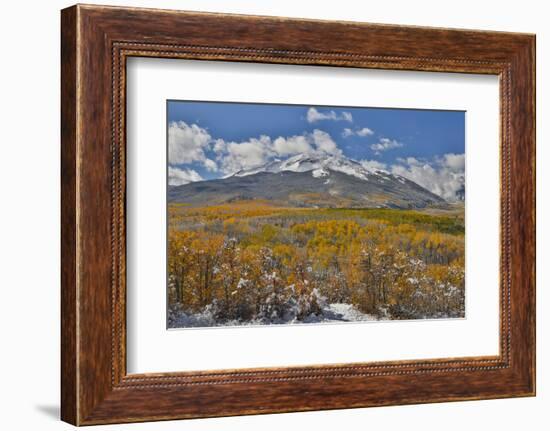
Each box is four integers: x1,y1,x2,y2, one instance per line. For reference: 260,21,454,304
167,101,465,328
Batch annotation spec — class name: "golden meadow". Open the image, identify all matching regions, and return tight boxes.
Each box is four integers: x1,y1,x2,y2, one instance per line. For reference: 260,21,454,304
168,201,465,325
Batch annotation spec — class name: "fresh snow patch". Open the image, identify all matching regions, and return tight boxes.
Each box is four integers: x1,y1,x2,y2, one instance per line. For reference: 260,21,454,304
322,303,380,322
168,302,382,328
312,168,329,178
230,153,396,183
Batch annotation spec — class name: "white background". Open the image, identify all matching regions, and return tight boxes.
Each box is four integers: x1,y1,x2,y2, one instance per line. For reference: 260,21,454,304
127,59,500,373
0,0,547,430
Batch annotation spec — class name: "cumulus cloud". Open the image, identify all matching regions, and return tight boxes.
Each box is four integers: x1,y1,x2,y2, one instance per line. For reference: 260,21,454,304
390,153,465,202
220,135,275,174
370,138,403,154
168,166,203,186
310,129,341,155
307,107,353,123
203,159,218,172
357,127,374,137
360,159,388,172
272,130,340,158
216,129,341,174
442,153,465,171
168,119,343,175
168,121,211,165
342,127,374,138
342,128,354,138
273,135,313,156
212,138,227,156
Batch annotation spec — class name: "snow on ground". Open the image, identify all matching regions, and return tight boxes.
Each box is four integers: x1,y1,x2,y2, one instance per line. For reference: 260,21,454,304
167,302,381,329
323,303,380,322
311,168,329,178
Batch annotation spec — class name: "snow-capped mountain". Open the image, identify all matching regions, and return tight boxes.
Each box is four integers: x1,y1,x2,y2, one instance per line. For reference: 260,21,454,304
169,154,447,209
231,153,390,182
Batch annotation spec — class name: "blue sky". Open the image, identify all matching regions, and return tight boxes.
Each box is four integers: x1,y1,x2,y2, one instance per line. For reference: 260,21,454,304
167,101,465,200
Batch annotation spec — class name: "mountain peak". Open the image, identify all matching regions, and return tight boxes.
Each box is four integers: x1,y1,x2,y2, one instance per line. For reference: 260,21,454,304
170,153,447,209
231,153,391,183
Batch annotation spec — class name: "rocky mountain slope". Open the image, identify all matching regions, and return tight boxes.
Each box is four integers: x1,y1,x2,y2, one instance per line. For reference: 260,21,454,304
168,154,447,209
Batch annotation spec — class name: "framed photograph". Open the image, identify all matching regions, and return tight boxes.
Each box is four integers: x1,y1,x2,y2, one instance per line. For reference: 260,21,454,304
61,4,535,425
164,100,467,330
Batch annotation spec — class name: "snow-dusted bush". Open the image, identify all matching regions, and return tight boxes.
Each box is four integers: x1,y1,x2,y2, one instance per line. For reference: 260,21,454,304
167,204,465,326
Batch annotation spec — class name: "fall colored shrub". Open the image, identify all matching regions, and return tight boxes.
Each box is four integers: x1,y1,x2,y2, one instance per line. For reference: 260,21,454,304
168,203,465,324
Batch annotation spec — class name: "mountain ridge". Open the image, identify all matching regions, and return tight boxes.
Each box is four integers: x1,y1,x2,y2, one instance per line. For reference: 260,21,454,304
230,153,389,181
169,154,447,209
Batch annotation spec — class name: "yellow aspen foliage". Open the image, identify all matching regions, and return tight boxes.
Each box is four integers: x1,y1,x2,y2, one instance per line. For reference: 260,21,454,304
168,202,465,322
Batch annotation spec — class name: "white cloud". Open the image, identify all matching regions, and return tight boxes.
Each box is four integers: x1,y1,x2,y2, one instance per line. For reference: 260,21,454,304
167,121,342,175
216,129,341,174
360,159,388,172
272,130,339,157
342,112,353,122
203,159,218,172
370,138,403,154
212,138,227,156
273,135,313,155
342,127,374,138
311,129,341,155
390,153,465,202
357,127,374,137
342,128,354,138
168,166,203,186
168,121,211,164
396,156,423,167
220,135,275,174
442,153,465,171
307,107,353,123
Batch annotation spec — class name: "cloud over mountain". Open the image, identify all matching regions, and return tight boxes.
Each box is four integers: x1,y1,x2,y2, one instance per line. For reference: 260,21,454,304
168,166,203,186
216,129,342,174
169,153,445,209
168,117,464,202
390,154,465,202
